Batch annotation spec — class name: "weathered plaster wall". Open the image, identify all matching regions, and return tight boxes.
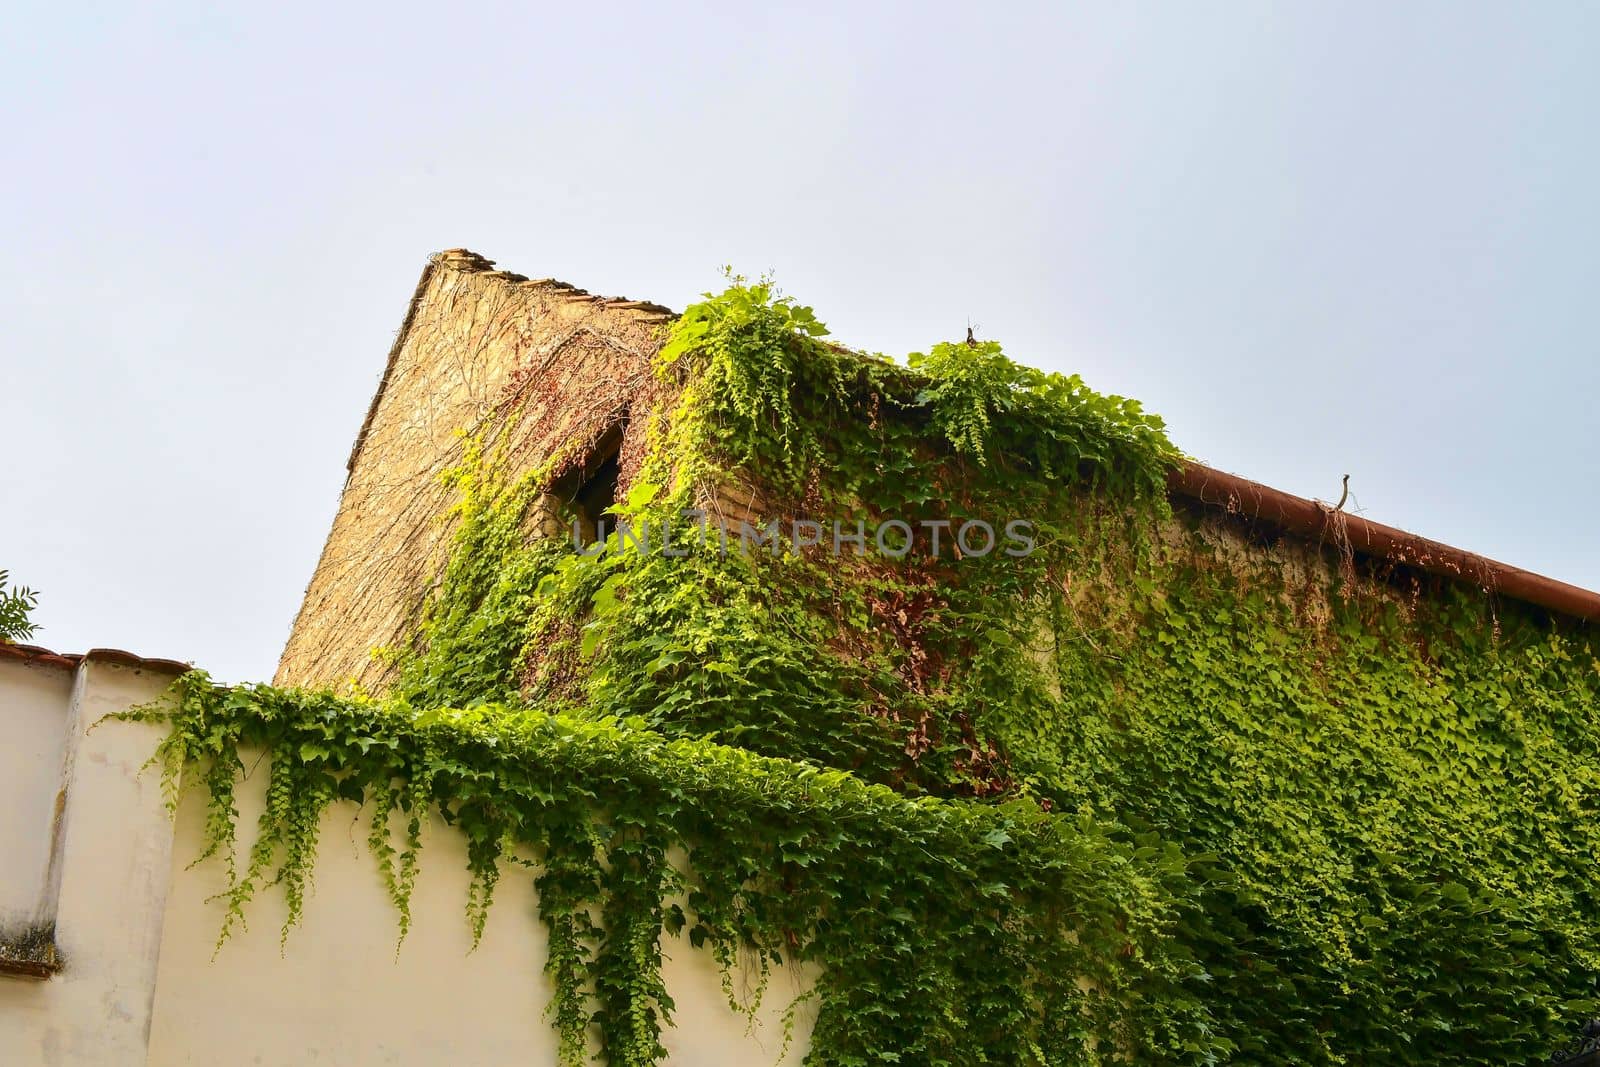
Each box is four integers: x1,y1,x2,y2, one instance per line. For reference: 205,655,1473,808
148,776,811,1065
277,250,673,693
0,657,71,930
0,656,184,1063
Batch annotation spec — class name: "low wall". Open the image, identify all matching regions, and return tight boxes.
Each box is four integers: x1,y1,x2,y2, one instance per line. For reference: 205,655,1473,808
0,649,811,1065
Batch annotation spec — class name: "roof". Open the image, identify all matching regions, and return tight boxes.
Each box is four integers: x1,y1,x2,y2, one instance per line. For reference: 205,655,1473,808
345,249,674,477
1171,462,1600,623
0,643,193,675
352,248,1600,626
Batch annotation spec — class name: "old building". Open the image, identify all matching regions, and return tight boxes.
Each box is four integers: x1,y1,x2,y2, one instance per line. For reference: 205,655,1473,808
8,249,1600,1065
278,250,675,692
280,248,1600,692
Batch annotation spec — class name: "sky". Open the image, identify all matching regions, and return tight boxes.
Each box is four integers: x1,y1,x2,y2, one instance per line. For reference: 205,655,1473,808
2,2,1596,683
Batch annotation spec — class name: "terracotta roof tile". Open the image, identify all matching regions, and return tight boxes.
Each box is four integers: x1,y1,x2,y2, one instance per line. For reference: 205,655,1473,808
0,642,192,675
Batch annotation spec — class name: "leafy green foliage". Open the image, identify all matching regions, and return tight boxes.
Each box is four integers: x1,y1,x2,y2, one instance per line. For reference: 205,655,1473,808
141,275,1600,1063
657,271,841,487
908,340,1170,485
1044,548,1600,1063
0,569,41,643
628,278,1181,796
128,673,1213,1065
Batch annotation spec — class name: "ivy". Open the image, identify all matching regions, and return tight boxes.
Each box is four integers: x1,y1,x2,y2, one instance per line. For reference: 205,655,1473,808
656,271,843,488
127,673,1213,1064
907,339,1169,490
1047,549,1600,1063
138,275,1600,1063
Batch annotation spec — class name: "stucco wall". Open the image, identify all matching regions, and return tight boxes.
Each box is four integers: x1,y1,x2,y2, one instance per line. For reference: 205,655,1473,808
147,751,811,1066
0,656,71,929
0,652,812,1065
0,656,185,1063
276,250,672,693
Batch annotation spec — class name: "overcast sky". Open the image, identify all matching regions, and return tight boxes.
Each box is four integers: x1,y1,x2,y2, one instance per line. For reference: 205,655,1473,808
3,2,1595,682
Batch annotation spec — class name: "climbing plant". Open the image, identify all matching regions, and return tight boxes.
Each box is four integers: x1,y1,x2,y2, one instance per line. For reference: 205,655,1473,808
1045,550,1600,1063
130,672,1214,1064
136,274,1600,1064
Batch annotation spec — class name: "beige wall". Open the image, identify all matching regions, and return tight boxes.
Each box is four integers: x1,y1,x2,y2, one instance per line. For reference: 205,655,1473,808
277,250,673,694
0,651,812,1065
0,656,71,929
149,775,811,1066
0,655,185,1064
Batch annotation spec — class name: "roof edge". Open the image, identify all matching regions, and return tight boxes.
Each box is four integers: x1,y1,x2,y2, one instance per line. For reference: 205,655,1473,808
0,643,194,675
1171,461,1600,623
338,249,1599,626
344,249,678,478
344,254,450,475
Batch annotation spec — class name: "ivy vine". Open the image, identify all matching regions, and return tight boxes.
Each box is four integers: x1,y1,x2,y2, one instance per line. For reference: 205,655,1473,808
135,274,1600,1064
130,673,1210,1064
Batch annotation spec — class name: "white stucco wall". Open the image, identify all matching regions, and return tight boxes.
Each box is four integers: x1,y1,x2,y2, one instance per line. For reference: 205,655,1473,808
0,656,184,1064
0,650,813,1066
147,772,812,1066
0,656,71,927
